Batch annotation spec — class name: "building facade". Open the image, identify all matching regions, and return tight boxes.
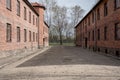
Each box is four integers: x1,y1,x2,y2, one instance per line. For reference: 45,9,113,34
43,22,49,47
0,0,49,51
75,0,120,57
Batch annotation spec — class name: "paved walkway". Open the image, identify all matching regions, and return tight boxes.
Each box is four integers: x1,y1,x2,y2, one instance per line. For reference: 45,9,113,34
0,46,120,80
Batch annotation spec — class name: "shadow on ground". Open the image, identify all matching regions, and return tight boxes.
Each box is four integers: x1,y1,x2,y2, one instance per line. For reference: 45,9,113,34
17,46,120,68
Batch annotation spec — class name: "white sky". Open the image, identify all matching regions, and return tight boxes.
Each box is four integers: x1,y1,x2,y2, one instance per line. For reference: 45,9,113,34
29,0,98,11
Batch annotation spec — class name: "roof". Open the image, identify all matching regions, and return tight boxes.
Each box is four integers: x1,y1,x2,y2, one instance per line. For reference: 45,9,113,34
75,0,102,28
44,21,49,28
23,0,39,16
31,2,46,10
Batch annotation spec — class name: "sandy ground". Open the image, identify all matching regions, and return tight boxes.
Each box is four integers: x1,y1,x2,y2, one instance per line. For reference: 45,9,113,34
0,46,120,80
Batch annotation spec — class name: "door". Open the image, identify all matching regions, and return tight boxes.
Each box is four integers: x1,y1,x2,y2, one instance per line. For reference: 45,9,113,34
85,38,87,48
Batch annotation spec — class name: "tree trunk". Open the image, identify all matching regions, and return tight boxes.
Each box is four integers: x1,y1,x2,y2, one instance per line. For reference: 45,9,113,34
59,31,63,45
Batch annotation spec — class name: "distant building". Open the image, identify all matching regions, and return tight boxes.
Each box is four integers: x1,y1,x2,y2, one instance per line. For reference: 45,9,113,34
75,0,120,57
43,22,49,47
0,0,49,52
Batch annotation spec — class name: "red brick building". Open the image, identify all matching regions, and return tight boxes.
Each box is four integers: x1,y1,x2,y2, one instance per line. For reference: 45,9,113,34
75,0,120,57
43,22,49,47
0,0,49,51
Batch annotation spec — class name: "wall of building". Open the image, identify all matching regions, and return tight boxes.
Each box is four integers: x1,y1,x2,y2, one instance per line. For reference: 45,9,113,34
0,0,49,52
31,3,45,48
43,22,49,47
75,0,120,57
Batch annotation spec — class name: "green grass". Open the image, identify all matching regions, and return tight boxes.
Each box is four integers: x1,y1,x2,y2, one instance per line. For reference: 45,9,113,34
49,43,75,46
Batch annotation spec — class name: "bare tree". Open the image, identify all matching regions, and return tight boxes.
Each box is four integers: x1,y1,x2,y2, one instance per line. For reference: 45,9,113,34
39,0,59,43
71,5,84,27
39,0,84,44
52,6,68,45
40,0,57,26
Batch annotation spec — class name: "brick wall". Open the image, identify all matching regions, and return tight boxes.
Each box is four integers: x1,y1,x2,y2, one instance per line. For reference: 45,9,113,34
32,3,45,48
0,0,49,51
75,0,120,57
43,22,49,47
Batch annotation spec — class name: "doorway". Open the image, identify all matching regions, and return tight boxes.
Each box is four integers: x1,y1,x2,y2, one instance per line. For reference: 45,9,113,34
85,38,88,48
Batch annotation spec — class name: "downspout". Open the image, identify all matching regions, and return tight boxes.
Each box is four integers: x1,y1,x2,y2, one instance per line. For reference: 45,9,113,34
38,15,40,49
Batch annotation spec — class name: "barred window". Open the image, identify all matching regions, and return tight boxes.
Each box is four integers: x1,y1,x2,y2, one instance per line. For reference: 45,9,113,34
104,3,108,16
6,23,12,42
24,29,27,42
33,32,35,42
29,31,31,42
88,17,90,26
36,33,38,42
92,12,95,23
17,0,20,16
97,29,100,40
33,15,35,25
115,0,120,8
29,11,31,23
36,18,38,27
6,0,11,10
104,26,107,40
92,30,94,41
17,27,20,42
97,8,100,20
24,7,27,20
115,23,120,40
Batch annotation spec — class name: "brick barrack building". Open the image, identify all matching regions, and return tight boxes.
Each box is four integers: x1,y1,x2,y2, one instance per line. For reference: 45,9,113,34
75,0,120,57
0,0,49,52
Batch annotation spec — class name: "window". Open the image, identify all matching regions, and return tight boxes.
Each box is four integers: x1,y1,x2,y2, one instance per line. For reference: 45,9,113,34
88,32,90,41
24,29,27,42
6,0,11,10
33,32,35,42
36,18,38,26
6,23,12,42
104,26,107,40
97,29,100,40
97,8,100,20
83,22,84,29
92,30,94,41
104,3,108,16
85,19,87,25
115,0,120,9
36,33,38,42
29,31,31,42
17,0,20,16
33,15,35,25
24,7,27,20
17,27,20,42
92,12,95,23
29,11,31,23
88,17,90,26
115,23,120,40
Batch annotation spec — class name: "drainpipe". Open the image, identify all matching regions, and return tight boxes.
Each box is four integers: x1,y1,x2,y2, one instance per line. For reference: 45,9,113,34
38,16,40,49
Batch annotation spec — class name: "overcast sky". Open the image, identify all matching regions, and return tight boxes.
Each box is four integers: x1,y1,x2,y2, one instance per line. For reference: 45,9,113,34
29,0,98,12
